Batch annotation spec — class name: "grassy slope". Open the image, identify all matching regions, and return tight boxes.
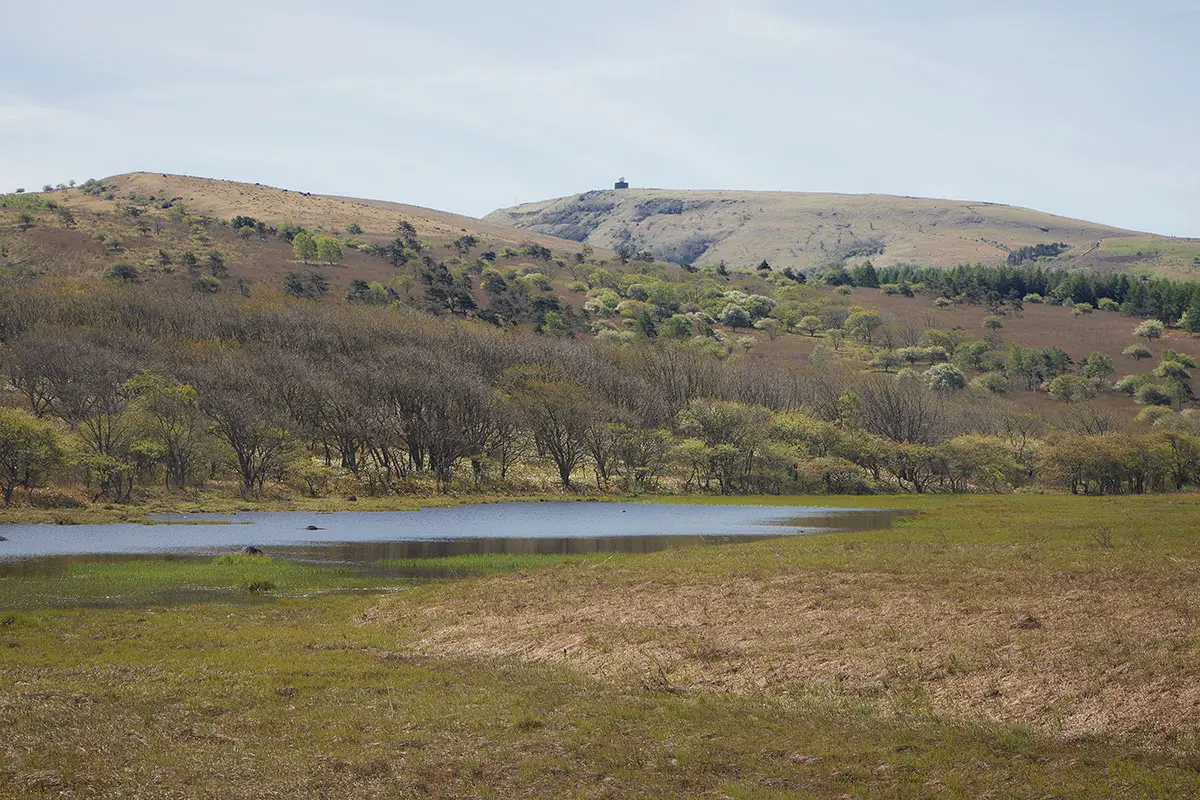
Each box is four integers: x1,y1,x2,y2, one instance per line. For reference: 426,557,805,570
2,494,1198,798
0,175,607,300
486,188,1200,276
69,172,582,252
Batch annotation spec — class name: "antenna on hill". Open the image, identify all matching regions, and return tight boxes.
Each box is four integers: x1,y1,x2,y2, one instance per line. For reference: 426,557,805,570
614,177,629,190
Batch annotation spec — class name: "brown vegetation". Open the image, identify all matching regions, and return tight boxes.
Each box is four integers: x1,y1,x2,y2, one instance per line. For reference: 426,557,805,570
370,494,1200,741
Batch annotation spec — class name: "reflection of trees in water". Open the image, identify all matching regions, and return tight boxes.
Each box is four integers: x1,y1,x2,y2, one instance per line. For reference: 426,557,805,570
286,535,781,565
1,509,913,579
767,509,913,533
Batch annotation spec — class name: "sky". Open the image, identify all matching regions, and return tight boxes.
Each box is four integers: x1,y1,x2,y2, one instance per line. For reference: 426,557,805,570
1,0,1198,236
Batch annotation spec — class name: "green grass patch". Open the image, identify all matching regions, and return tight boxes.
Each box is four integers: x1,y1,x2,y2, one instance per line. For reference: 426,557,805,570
0,193,50,210
0,555,398,610
1100,235,1200,271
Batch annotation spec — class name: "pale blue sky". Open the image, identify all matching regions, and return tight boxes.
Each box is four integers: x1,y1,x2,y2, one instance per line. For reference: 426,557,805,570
2,1,1197,235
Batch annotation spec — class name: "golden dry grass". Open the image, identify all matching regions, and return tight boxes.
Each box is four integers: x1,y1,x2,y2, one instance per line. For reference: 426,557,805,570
84,172,585,250
369,494,1200,742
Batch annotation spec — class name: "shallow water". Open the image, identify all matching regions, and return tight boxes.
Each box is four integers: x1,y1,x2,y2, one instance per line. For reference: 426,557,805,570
0,502,909,576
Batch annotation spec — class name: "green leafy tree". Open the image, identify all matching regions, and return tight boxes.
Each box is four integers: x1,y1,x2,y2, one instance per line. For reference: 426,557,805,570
1153,359,1193,408
1134,319,1165,343
753,318,780,340
661,315,692,340
869,351,902,373
316,236,343,265
1181,293,1200,333
845,309,883,345
924,363,967,394
292,230,317,264
970,372,1009,394
1123,344,1153,361
1081,352,1115,381
633,309,657,339
125,373,208,490
542,311,569,337
850,260,880,288
1161,350,1198,368
276,219,302,242
1048,375,1097,403
720,304,752,329
1136,384,1174,407
0,407,63,504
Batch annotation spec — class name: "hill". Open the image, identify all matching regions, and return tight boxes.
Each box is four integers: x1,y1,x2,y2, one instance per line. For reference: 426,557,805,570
0,172,600,299
486,188,1200,276
76,172,579,250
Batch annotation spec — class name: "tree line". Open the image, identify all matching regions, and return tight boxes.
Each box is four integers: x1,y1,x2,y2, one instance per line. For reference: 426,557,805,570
822,261,1200,329
1,282,1198,505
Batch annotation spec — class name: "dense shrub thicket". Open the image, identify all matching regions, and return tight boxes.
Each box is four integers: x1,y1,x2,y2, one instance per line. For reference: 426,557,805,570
1,282,1197,503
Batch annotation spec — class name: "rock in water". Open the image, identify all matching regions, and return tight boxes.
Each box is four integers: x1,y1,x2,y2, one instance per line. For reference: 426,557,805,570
305,525,323,531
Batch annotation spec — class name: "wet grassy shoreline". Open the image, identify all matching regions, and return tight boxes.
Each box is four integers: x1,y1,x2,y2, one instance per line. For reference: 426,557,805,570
2,493,1198,797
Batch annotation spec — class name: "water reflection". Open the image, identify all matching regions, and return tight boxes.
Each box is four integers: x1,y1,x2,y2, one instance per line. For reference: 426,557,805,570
0,503,913,578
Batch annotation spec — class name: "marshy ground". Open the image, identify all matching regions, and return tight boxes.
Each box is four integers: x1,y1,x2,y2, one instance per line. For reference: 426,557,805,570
2,494,1198,798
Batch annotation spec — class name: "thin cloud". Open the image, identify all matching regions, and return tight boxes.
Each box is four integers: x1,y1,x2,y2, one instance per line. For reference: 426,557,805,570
0,1,1196,235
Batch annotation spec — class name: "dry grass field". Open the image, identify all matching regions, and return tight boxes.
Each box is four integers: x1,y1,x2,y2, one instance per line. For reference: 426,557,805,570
487,188,1200,275
374,495,1200,742
57,173,581,251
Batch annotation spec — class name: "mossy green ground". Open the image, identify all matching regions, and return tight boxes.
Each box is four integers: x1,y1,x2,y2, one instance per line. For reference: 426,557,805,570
2,494,1198,798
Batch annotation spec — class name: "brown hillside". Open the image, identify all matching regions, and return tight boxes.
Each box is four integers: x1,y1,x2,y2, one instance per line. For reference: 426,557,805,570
486,188,1200,277
87,172,584,250
0,174,605,299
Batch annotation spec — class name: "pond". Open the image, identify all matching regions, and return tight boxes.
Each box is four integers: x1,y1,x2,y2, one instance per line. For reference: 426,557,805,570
0,502,910,577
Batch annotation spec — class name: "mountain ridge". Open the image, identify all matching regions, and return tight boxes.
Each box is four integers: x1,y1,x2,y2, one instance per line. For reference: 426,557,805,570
485,187,1200,276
